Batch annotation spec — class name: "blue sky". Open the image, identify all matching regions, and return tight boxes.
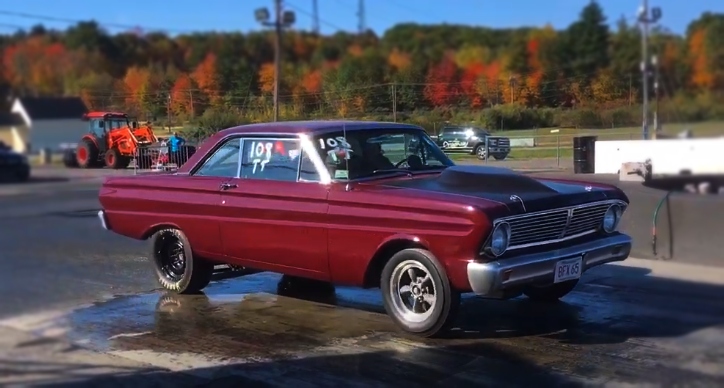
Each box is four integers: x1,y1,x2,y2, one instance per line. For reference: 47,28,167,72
0,0,721,36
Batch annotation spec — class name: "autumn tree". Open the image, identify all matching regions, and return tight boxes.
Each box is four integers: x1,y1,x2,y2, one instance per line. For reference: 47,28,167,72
170,73,198,118
423,56,460,107
191,52,221,107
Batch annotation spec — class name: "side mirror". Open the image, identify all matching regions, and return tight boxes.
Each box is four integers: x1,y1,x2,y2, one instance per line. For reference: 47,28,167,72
132,121,138,129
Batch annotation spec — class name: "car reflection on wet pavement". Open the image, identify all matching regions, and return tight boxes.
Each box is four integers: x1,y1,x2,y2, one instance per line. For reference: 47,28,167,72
57,266,724,386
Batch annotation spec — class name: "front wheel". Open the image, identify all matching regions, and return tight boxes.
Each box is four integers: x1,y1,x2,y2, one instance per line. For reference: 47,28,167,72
150,228,213,294
493,154,508,161
523,279,579,302
473,145,487,160
381,248,460,338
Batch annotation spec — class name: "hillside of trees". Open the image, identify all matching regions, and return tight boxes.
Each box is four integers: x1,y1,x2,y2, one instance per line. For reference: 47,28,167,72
1,2,723,132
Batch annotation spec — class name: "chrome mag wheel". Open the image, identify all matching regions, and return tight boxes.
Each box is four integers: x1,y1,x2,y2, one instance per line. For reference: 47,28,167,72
389,260,437,323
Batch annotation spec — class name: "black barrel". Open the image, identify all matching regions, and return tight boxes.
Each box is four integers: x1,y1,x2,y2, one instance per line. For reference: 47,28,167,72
573,136,597,174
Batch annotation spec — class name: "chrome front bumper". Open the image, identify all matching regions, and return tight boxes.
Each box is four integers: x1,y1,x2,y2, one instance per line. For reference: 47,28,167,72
467,234,632,297
98,210,109,230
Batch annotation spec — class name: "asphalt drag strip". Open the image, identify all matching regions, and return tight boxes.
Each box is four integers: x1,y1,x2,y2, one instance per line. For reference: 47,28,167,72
1,259,723,387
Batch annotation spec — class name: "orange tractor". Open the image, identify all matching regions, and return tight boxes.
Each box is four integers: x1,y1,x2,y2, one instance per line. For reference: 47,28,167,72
64,112,160,169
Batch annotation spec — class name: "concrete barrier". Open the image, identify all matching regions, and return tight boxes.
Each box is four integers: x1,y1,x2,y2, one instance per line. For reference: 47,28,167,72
594,138,724,175
509,138,535,148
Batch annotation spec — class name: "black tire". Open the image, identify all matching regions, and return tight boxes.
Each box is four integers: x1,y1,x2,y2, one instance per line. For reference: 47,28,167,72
473,144,487,160
105,148,127,169
76,139,99,168
523,280,579,302
380,248,460,338
15,168,30,182
150,228,213,294
63,149,79,168
493,154,507,161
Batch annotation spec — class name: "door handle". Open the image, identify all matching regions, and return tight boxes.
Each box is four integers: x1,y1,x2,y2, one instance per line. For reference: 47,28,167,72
219,182,238,191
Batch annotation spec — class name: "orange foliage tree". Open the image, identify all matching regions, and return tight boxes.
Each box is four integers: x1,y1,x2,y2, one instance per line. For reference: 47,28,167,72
122,66,153,115
387,48,411,72
191,52,221,106
423,57,460,107
257,63,276,95
460,62,485,108
170,73,198,117
688,29,713,90
2,37,72,95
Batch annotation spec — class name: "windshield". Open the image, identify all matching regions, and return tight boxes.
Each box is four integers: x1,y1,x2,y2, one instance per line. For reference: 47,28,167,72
312,128,455,180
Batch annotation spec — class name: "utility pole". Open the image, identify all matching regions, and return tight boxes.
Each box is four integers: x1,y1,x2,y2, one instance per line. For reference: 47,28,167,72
255,2,296,122
652,54,660,132
312,0,320,34
637,0,662,140
357,0,365,34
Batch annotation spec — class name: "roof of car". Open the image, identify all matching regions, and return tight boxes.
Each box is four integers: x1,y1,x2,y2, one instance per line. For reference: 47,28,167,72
219,120,423,136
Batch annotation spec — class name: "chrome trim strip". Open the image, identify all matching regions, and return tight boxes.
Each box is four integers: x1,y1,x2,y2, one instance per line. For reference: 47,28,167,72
468,233,632,297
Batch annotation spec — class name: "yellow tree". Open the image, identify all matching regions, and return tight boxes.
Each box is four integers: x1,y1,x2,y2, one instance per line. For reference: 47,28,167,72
688,29,714,90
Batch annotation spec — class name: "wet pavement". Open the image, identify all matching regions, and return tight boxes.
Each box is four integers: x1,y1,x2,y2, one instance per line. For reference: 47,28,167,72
1,168,724,386
2,265,724,386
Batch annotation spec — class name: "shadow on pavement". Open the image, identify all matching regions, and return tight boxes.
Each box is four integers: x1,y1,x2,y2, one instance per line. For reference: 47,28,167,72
0,176,69,185
37,262,724,386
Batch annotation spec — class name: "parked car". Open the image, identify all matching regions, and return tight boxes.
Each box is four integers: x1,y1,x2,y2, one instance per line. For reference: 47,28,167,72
435,125,511,160
0,142,30,182
98,120,631,337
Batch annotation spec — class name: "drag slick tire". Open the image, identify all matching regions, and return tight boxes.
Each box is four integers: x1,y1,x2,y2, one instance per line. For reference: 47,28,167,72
150,228,213,294
523,279,579,302
381,248,460,338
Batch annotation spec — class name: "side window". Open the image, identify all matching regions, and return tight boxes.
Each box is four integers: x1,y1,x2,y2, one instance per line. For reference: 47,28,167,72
193,138,241,177
240,138,301,182
299,149,320,181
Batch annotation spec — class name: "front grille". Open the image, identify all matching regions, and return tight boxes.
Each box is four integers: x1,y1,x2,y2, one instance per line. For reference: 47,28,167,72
499,201,623,250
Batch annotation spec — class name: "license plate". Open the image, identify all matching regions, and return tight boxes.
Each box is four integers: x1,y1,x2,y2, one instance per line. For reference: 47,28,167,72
554,257,583,283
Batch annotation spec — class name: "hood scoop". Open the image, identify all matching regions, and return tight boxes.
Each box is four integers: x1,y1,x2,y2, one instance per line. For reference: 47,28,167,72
436,165,556,194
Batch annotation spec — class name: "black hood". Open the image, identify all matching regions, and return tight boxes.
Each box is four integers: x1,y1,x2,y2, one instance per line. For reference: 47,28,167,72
381,165,619,215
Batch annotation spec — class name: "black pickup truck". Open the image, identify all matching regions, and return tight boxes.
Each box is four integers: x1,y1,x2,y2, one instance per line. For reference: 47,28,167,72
433,125,511,160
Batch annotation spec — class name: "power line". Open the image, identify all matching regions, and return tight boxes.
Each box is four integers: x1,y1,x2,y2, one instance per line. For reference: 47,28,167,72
0,10,194,34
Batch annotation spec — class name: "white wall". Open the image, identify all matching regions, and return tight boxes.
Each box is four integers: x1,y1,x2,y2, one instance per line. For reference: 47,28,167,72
29,119,87,152
595,138,724,175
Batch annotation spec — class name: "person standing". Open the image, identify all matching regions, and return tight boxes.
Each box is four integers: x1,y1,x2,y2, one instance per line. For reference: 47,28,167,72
168,132,186,165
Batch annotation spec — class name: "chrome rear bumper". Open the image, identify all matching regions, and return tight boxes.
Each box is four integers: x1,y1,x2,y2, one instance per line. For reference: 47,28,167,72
467,234,632,297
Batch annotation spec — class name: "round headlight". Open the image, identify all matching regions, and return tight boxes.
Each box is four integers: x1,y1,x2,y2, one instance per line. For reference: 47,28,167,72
490,222,511,256
602,204,622,233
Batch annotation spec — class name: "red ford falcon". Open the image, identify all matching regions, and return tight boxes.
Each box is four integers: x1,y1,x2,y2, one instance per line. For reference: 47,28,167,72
98,120,631,337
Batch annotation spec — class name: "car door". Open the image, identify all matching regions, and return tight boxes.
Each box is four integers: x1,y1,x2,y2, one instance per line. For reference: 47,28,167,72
219,136,330,279
182,136,244,259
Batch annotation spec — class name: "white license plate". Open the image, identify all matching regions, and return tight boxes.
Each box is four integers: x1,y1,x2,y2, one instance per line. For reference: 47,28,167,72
554,257,583,283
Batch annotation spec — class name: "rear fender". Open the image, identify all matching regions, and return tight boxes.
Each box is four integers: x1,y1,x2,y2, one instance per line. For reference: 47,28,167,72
80,134,98,147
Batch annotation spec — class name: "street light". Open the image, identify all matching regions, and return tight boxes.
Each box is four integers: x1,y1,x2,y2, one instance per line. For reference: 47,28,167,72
637,0,662,140
255,2,295,122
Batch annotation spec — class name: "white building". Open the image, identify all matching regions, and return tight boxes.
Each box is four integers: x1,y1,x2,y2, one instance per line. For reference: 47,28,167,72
0,113,27,153
11,97,89,152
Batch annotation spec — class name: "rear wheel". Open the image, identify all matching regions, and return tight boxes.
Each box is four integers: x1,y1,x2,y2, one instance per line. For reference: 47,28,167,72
523,280,579,302
76,139,99,168
150,228,213,294
63,149,79,168
381,248,460,337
